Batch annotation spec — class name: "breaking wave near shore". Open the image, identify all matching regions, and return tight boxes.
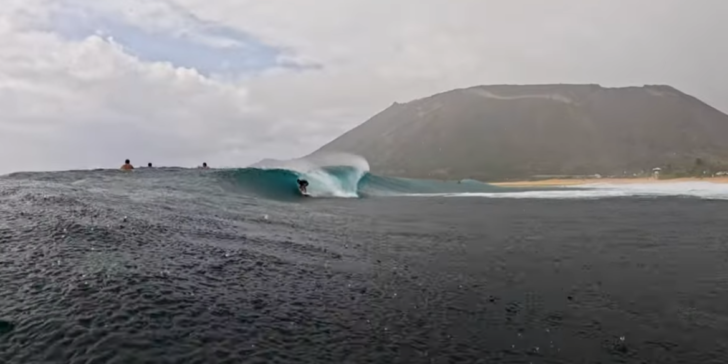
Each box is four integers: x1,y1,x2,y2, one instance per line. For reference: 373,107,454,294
4,153,728,201
216,153,728,201
218,153,508,200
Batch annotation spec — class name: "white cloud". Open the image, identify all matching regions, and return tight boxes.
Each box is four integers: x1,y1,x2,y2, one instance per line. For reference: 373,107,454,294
0,26,277,172
1,0,727,174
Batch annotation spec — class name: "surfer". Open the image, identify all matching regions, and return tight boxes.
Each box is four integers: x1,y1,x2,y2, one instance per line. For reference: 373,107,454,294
297,179,309,194
121,159,134,170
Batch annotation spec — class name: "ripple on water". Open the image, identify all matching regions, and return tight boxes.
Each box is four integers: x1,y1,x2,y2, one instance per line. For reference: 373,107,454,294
2,172,728,363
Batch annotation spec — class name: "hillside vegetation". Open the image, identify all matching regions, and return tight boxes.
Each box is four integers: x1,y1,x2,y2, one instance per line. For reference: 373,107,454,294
315,84,728,181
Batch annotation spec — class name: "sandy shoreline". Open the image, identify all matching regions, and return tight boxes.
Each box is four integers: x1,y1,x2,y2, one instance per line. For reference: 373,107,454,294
490,177,728,187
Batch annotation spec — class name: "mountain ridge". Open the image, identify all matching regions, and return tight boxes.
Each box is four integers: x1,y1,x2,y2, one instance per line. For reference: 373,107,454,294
314,84,728,181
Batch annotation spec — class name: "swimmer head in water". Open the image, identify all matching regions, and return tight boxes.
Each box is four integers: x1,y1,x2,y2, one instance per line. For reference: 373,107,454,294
121,159,134,170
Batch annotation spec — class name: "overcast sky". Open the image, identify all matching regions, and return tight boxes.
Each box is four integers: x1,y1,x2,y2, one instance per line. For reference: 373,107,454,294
1,0,726,174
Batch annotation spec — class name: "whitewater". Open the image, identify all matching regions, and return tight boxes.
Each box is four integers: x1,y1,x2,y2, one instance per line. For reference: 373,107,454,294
406,182,728,200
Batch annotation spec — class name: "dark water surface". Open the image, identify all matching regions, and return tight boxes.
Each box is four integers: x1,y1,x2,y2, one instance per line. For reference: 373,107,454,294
1,170,728,363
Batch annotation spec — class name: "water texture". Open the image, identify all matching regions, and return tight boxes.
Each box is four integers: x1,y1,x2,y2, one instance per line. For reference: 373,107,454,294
1,165,728,363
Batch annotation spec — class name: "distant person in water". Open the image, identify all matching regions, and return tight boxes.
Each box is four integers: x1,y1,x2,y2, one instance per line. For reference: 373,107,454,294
199,162,209,169
121,159,134,170
148,162,153,168
297,179,309,194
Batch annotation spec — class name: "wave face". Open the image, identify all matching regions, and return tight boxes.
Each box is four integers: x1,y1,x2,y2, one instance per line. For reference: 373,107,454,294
216,153,508,200
358,173,504,197
216,167,507,200
221,153,369,199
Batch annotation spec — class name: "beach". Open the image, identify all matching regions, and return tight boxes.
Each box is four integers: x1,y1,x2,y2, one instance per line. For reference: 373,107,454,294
491,176,728,187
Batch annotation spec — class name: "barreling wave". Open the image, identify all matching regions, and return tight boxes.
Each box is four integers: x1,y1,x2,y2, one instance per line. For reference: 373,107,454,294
218,153,369,199
215,166,362,200
213,153,507,200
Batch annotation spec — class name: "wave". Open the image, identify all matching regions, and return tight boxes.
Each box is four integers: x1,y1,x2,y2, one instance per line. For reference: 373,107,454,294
358,173,505,197
215,166,362,199
228,153,369,199
214,153,511,200
6,154,727,201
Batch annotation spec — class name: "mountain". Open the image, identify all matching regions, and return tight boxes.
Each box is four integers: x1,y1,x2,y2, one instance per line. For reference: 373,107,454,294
313,84,728,181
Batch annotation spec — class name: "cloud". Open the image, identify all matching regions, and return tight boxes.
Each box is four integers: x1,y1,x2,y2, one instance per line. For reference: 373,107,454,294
162,0,728,119
1,0,727,174
1,21,279,172
0,0,308,173
45,0,306,76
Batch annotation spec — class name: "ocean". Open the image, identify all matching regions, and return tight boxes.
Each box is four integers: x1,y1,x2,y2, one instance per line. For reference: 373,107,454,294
1,155,728,363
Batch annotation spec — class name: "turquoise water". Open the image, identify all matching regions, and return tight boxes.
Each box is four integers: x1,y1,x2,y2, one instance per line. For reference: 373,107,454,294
215,165,510,200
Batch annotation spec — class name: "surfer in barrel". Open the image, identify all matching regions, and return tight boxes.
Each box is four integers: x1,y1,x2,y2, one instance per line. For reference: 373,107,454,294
297,179,309,194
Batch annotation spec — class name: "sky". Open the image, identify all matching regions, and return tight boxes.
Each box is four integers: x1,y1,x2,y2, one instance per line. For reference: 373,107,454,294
1,0,727,174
